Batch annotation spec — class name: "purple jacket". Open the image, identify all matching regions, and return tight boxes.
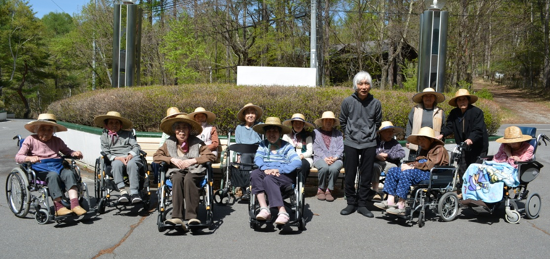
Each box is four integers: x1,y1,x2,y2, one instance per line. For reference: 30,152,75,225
312,128,344,163
376,137,405,165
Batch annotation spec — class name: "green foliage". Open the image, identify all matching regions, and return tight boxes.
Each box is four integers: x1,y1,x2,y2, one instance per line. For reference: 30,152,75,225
400,59,417,92
473,88,493,100
47,84,502,135
0,100,5,112
41,12,74,36
160,14,208,83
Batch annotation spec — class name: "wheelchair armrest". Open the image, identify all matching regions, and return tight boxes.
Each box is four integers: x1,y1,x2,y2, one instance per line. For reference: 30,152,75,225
516,160,543,168
479,155,493,161
159,161,169,171
139,150,147,157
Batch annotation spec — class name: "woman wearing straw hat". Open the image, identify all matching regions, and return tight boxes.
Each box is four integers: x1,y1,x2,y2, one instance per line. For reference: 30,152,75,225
250,117,301,225
153,114,215,228
159,107,186,147
373,121,406,195
189,107,219,158
235,103,263,164
461,126,533,202
339,71,382,218
438,89,489,182
94,111,144,204
15,114,86,216
312,111,344,202
405,87,446,160
374,127,449,216
282,113,315,180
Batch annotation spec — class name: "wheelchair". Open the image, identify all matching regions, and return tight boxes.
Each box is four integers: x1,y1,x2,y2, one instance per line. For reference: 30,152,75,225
384,143,464,227
5,135,93,224
461,127,548,224
94,150,151,214
214,136,259,205
248,170,306,231
156,161,215,233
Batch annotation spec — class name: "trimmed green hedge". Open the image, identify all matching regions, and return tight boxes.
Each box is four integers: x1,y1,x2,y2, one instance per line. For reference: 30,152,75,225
47,84,501,136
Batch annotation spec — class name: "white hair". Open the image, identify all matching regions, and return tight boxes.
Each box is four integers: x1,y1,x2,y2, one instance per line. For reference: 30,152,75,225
353,71,373,91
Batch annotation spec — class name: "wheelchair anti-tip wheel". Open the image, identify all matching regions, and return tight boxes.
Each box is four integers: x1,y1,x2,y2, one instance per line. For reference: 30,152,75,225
5,168,31,218
525,193,541,219
438,192,459,222
35,209,51,224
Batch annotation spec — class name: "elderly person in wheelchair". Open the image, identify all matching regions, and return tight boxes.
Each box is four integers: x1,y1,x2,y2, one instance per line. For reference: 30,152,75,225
374,127,449,216
94,111,144,204
153,114,215,228
15,113,85,216
250,117,302,225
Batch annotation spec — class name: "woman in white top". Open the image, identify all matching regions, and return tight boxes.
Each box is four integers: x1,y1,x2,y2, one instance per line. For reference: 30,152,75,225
282,113,314,180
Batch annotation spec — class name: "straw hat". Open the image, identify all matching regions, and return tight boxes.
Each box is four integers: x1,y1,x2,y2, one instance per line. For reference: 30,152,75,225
188,107,216,124
412,87,445,104
24,113,68,133
406,127,444,146
253,117,291,134
314,111,340,128
237,103,263,122
448,89,478,107
161,107,186,122
160,114,202,136
496,126,532,144
283,113,315,130
377,121,404,134
94,111,133,130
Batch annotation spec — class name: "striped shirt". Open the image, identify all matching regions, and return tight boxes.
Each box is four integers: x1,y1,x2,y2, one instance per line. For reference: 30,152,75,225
254,139,301,174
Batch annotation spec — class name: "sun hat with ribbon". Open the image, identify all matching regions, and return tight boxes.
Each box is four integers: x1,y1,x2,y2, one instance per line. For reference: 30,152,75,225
188,107,216,124
496,126,533,144
283,113,315,130
314,111,340,128
93,111,133,130
377,121,404,134
160,114,202,136
448,89,479,107
237,103,263,122
406,127,444,146
24,113,68,133
412,87,445,104
253,117,291,134
161,107,186,122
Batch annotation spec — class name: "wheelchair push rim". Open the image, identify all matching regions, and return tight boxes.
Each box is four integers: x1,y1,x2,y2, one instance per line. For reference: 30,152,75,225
5,168,31,218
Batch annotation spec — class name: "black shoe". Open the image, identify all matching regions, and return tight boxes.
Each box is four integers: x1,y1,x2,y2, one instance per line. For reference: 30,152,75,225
131,194,142,204
118,194,130,203
340,205,357,215
357,206,374,218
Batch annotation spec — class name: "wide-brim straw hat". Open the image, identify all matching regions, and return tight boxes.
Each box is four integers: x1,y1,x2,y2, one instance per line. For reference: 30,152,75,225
314,111,340,128
283,113,315,130
161,107,186,122
412,87,445,104
94,111,133,130
377,121,404,134
24,113,68,133
406,127,444,146
496,126,533,143
160,114,202,136
253,117,291,134
237,103,263,122
188,107,216,124
448,89,479,107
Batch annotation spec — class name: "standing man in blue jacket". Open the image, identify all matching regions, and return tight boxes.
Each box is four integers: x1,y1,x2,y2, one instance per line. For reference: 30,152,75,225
339,71,382,218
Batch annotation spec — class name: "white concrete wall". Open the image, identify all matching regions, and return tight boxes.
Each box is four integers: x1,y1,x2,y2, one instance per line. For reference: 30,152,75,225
55,129,101,168
236,66,317,87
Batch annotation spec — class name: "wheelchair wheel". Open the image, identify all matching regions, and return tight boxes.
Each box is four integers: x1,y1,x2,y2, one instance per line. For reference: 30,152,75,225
157,213,166,232
97,198,107,214
5,168,31,218
438,192,459,222
505,210,521,224
35,209,51,224
94,158,102,200
525,193,541,219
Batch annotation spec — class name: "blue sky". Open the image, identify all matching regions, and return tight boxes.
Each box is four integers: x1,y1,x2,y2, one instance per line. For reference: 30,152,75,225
27,0,91,18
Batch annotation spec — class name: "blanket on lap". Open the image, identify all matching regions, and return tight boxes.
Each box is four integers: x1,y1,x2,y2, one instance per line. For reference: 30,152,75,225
462,161,519,203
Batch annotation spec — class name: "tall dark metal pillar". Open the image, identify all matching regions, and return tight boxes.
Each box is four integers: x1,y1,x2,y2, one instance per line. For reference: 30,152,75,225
417,4,448,93
112,2,142,88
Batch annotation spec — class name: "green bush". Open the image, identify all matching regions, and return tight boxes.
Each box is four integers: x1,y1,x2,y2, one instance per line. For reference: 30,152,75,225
47,84,502,135
0,100,5,112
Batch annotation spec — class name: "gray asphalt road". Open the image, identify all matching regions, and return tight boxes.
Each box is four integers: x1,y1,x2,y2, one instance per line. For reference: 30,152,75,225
1,119,550,259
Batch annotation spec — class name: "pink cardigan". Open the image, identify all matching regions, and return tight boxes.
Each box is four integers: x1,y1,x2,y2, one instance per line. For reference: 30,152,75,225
492,142,534,168
15,135,74,164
